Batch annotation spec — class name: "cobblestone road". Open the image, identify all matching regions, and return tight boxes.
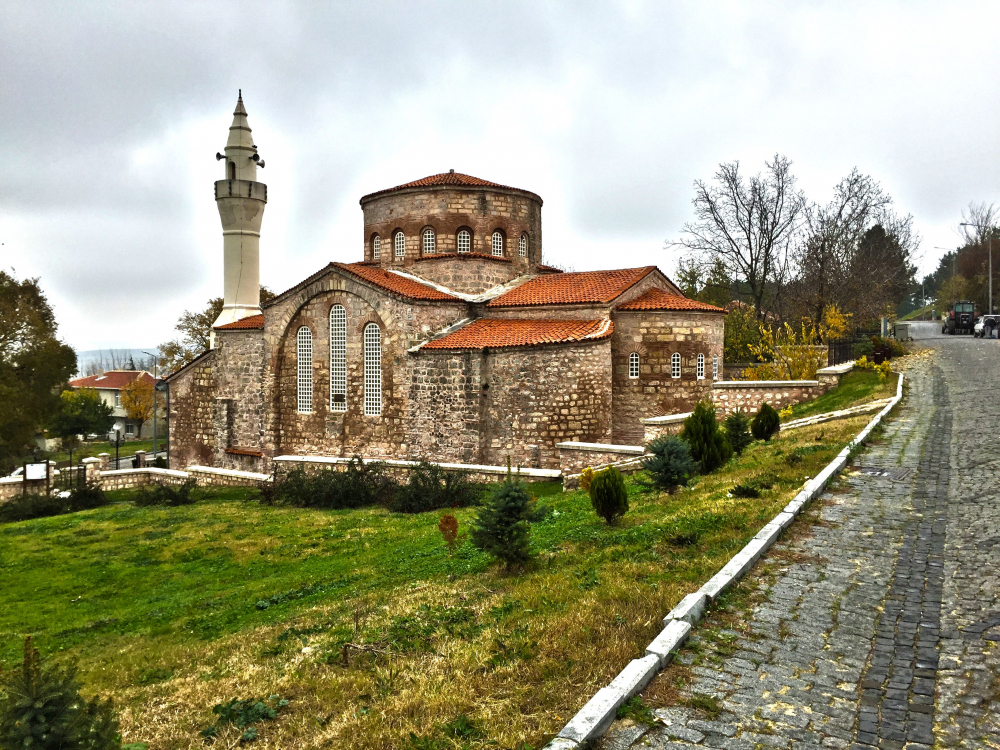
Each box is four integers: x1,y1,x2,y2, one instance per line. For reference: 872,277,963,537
607,322,1000,750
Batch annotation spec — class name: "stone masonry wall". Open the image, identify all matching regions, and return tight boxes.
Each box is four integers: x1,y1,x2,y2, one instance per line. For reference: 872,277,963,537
410,255,521,295
610,309,725,445
212,329,267,470
710,381,825,418
167,351,217,469
407,351,483,464
557,444,645,475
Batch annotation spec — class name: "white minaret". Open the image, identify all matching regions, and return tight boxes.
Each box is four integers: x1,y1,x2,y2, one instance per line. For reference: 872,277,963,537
211,91,267,343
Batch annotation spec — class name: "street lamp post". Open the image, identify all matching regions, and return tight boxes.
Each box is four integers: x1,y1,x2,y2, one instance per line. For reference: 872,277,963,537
959,223,993,314
142,351,159,459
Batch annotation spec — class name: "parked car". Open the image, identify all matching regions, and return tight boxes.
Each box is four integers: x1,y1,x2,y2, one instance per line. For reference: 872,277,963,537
974,314,999,338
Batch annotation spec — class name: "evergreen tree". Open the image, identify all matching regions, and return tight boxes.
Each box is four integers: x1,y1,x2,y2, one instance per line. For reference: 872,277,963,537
0,637,121,750
680,401,733,474
723,410,754,455
589,466,629,523
470,469,534,568
641,436,698,491
751,403,781,441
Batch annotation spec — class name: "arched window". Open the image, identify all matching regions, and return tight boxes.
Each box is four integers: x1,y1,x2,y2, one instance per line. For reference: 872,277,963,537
372,235,381,260
697,353,705,380
329,305,346,412
296,326,313,413
491,230,504,257
671,352,681,379
394,231,405,260
518,234,528,258
364,323,382,416
712,355,719,381
422,228,436,255
228,161,236,180
628,352,640,379
457,229,471,253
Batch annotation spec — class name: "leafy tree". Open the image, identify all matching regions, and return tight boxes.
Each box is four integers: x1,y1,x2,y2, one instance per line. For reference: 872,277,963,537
751,403,781,441
0,636,120,749
641,436,697,491
680,401,733,474
120,378,154,437
159,286,275,374
0,271,77,473
723,303,762,363
50,389,114,451
589,466,629,524
470,470,535,568
723,411,753,455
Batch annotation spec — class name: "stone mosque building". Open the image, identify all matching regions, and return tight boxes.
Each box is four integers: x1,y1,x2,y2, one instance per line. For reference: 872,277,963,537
165,95,726,472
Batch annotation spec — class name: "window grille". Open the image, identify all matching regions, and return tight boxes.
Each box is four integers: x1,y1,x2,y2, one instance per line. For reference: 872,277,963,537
457,229,471,253
394,231,405,259
297,326,313,413
712,355,719,380
364,323,382,416
422,228,435,255
491,230,504,257
329,305,346,412
372,236,381,260
671,352,681,379
697,353,705,380
519,234,527,257
628,352,640,379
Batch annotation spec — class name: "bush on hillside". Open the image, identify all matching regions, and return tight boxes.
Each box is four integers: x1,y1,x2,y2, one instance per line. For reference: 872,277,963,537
390,462,484,514
0,492,68,524
0,636,121,750
681,401,733,474
262,458,396,510
67,483,108,512
133,479,200,507
640,436,697,492
723,410,754,456
750,404,781,442
470,470,535,568
589,466,629,524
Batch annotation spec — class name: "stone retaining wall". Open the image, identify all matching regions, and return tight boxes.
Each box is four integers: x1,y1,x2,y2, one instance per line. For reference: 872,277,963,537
640,412,691,444
556,441,644,475
273,454,560,484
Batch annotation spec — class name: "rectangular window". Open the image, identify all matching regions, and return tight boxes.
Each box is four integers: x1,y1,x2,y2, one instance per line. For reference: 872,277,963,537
697,353,705,380
330,305,347,412
712,355,719,380
115,392,121,407
364,323,382,416
297,327,313,413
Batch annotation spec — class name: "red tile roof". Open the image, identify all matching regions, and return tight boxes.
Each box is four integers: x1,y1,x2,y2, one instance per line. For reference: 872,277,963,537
360,171,541,203
422,318,613,350
537,264,564,274
215,314,265,330
69,371,156,390
616,287,726,312
334,263,460,301
487,267,657,308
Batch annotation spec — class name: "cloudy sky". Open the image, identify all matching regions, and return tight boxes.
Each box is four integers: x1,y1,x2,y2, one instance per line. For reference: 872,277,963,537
2,1,999,352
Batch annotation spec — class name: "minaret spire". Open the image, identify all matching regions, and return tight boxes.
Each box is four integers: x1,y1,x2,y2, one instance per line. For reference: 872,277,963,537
210,92,267,344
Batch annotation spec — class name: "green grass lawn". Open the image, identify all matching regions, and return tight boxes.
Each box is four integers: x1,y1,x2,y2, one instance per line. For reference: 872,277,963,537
784,369,896,421
900,303,935,321
0,416,873,750
46,437,165,464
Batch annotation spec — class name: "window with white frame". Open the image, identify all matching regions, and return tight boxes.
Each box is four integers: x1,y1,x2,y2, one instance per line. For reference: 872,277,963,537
114,392,121,407
422,228,436,255
671,351,681,379
491,230,504,257
457,229,471,253
712,355,719,381
394,231,405,259
628,352,640,379
364,323,382,416
518,234,527,258
297,326,313,413
329,305,346,412
372,235,381,260
697,353,705,379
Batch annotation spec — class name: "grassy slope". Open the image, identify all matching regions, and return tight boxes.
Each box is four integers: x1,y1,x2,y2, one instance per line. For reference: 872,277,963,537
46,438,164,464
0,418,870,750
900,303,935,321
784,370,895,421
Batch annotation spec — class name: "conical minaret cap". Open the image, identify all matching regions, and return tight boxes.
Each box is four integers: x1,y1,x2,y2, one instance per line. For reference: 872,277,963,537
226,90,254,151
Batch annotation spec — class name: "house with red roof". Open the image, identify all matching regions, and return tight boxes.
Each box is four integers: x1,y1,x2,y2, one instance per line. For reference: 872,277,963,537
68,370,157,439
165,97,725,472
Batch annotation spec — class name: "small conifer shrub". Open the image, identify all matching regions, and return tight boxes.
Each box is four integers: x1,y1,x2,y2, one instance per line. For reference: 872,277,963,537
0,636,121,750
751,403,781,441
640,436,697,492
723,410,754,455
589,466,629,524
470,468,534,568
681,401,733,474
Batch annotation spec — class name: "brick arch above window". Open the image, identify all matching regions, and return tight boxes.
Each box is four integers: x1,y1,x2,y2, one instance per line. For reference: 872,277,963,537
619,342,649,357
354,311,387,335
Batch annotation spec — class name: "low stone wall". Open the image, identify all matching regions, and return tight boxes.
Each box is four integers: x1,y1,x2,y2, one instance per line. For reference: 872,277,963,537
640,412,692,444
562,456,646,492
710,380,822,418
273,455,561,484
98,468,190,491
556,442,644,475
187,466,271,487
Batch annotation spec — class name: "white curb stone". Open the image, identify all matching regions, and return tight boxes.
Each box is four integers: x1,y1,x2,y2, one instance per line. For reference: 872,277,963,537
664,592,707,625
545,739,579,750
646,620,692,667
557,655,660,743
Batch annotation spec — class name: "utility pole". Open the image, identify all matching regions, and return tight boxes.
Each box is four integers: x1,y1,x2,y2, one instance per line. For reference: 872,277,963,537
142,351,159,459
959,223,993,314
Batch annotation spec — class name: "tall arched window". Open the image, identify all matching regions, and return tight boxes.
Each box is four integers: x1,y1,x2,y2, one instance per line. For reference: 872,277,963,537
457,229,471,253
228,161,236,180
671,352,681,379
296,326,313,413
697,353,705,380
329,305,346,412
372,235,381,260
394,231,405,260
364,323,382,416
712,355,719,381
422,228,436,255
628,352,640,379
491,230,504,257
518,234,528,258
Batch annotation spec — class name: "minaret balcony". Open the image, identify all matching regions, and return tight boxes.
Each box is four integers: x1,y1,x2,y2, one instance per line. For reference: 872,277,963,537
215,179,267,203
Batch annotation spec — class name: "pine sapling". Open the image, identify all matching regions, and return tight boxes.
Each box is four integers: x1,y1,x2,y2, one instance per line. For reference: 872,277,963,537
681,400,733,474
589,466,629,524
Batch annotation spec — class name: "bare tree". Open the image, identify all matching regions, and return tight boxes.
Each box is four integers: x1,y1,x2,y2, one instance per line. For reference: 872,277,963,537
672,154,806,320
959,201,998,245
